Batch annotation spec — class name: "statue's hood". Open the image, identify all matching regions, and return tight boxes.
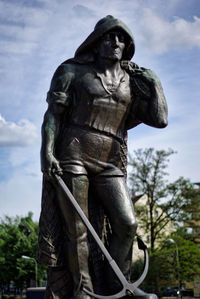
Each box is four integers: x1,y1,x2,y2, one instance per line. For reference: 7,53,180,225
75,15,135,61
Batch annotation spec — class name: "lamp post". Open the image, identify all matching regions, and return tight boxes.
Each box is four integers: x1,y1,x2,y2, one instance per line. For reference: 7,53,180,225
22,255,38,287
167,239,181,299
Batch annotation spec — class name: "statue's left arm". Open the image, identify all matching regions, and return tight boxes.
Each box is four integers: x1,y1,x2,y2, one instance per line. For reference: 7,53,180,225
126,67,168,129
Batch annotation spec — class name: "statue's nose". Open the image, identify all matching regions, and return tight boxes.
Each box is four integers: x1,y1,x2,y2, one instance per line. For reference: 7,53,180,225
112,36,120,47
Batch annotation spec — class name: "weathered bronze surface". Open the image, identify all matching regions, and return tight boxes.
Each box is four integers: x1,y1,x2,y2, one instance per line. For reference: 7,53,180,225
38,15,168,299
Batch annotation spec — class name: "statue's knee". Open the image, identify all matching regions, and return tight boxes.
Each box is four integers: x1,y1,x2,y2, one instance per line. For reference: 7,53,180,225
68,220,87,242
117,218,137,240
126,218,138,237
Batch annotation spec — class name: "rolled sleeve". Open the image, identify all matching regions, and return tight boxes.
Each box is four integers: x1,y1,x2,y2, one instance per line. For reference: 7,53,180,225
46,91,70,106
46,63,75,107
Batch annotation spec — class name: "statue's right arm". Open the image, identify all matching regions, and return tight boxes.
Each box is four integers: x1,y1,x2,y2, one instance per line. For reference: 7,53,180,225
40,63,74,178
40,104,64,178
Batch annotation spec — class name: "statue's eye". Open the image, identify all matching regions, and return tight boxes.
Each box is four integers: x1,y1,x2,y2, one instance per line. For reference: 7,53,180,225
103,32,125,42
117,33,125,42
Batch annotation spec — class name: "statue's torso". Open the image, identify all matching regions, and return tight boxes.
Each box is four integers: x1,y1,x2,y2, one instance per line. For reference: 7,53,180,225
55,63,132,175
67,64,132,140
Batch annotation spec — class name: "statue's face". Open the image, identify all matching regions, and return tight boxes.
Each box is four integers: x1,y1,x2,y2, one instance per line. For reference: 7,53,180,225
97,30,126,61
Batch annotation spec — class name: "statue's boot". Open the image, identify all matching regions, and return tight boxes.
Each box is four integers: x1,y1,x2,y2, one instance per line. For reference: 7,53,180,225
107,245,157,299
127,287,158,299
66,239,93,299
74,290,93,299
106,236,134,294
108,276,157,299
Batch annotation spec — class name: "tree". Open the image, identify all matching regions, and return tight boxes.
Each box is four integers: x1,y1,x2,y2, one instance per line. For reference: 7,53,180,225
182,184,200,244
141,233,200,293
0,213,46,294
129,148,197,252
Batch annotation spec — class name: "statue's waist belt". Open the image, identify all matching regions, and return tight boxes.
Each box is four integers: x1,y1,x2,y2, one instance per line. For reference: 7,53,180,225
68,123,123,144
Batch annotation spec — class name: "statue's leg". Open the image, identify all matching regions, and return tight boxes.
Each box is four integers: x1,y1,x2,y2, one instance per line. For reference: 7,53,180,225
93,175,137,292
45,266,73,299
56,172,93,299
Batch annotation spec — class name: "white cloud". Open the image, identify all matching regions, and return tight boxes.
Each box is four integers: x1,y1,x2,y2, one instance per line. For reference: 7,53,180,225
0,39,37,55
139,8,200,53
0,2,50,56
0,0,199,221
0,1,50,26
127,115,200,183
0,115,38,147
0,172,42,221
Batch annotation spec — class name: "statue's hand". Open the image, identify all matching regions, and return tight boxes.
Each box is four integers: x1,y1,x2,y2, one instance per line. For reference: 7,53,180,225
41,153,63,179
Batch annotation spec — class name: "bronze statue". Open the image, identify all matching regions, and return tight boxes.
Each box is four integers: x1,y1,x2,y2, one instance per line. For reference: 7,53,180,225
38,15,168,299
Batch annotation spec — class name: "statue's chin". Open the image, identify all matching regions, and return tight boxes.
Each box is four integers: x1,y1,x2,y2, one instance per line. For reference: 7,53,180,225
102,55,121,62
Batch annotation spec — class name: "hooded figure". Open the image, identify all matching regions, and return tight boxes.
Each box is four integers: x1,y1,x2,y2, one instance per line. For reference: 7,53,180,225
38,15,167,299
75,15,135,61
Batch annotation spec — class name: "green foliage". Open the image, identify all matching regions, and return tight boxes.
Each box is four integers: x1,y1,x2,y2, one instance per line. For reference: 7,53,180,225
141,234,200,292
129,148,200,292
181,187,200,243
0,213,46,292
129,148,197,251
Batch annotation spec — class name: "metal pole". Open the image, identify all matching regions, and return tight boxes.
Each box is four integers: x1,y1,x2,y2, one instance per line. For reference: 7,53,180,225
22,256,38,287
34,258,38,287
167,239,181,299
174,243,181,299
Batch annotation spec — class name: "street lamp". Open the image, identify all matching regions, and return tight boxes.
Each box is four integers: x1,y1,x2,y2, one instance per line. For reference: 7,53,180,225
21,255,38,287
167,239,181,299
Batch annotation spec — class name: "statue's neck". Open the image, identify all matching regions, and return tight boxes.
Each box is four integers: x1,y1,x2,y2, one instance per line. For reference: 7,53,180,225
95,57,122,78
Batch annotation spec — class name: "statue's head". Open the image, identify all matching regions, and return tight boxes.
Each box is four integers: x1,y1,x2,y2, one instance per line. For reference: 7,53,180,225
75,15,135,61
94,30,126,62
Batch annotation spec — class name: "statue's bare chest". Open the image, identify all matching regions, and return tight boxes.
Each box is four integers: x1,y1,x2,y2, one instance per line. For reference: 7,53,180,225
74,68,132,109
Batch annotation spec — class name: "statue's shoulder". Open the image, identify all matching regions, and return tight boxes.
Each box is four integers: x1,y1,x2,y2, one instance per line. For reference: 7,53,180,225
54,59,91,79
121,60,139,74
51,60,84,83
57,60,77,74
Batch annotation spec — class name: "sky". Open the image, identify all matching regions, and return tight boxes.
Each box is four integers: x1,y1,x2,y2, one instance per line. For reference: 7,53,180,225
0,0,199,221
